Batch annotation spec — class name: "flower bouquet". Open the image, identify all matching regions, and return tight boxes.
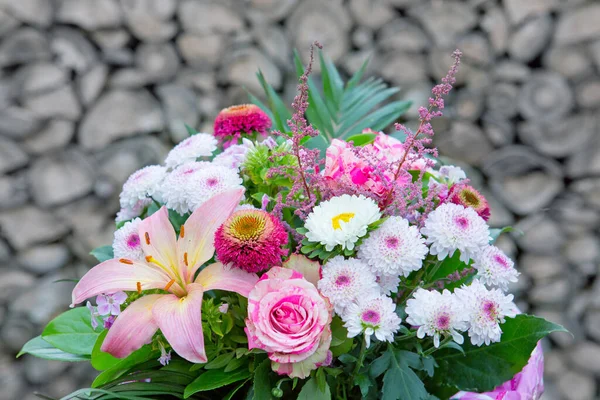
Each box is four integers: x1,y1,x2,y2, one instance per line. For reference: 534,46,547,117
19,45,566,400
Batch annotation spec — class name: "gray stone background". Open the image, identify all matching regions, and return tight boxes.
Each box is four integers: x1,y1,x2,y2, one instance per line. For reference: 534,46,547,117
0,0,598,398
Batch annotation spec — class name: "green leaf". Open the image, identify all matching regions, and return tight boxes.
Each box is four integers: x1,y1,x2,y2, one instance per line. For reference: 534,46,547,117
92,345,159,388
90,245,114,263
381,348,428,400
17,336,90,362
253,359,275,400
297,376,331,400
346,57,370,90
184,368,251,398
225,379,251,400
346,133,377,146
91,330,121,371
184,123,197,136
205,351,235,370
489,226,516,243
429,252,468,282
436,315,568,392
42,307,100,356
256,70,291,132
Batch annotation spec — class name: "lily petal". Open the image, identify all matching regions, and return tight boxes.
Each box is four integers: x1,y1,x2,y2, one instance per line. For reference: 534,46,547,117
138,206,179,277
282,254,321,286
152,283,207,363
72,259,170,306
178,188,244,281
101,294,162,358
196,262,259,297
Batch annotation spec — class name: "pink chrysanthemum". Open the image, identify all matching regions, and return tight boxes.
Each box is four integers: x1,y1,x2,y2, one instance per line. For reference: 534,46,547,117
448,184,491,221
215,209,288,273
213,104,272,147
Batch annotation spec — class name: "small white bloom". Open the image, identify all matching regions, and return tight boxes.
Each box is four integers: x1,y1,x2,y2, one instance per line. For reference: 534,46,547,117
454,281,517,346
473,245,520,291
358,216,428,277
113,218,144,261
439,165,466,184
376,273,400,296
305,194,381,251
119,165,166,210
318,256,379,315
405,288,468,348
164,133,218,169
158,162,242,215
212,140,252,169
421,203,490,263
115,198,151,222
343,295,401,347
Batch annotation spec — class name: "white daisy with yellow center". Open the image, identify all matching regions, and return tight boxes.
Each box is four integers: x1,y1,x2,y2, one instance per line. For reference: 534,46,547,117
304,194,381,251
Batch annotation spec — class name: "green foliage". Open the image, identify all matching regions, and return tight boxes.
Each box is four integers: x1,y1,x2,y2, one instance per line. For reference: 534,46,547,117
297,375,331,400
435,315,568,392
184,368,252,398
90,245,114,263
371,347,429,400
252,359,275,400
17,336,90,362
42,307,100,356
91,330,121,371
250,50,412,147
241,140,296,198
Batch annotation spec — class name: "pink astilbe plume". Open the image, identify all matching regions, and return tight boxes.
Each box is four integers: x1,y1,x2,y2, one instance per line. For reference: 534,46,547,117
268,41,327,220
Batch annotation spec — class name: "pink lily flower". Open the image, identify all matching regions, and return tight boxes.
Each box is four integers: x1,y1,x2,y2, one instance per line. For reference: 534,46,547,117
71,188,259,363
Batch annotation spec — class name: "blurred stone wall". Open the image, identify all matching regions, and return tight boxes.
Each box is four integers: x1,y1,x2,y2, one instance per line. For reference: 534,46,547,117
0,0,599,399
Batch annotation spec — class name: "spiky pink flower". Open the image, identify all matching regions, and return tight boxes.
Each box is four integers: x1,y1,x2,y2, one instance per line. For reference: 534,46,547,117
448,184,491,221
214,209,288,273
213,104,271,147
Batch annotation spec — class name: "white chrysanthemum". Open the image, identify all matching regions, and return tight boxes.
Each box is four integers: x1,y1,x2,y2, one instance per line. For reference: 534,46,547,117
119,166,166,210
115,198,151,222
318,256,379,315
405,288,468,348
376,273,400,296
454,281,517,346
158,162,242,215
305,194,381,251
358,216,428,277
164,133,218,169
343,295,401,347
113,218,144,261
212,139,252,169
187,165,243,210
421,203,490,263
473,245,520,291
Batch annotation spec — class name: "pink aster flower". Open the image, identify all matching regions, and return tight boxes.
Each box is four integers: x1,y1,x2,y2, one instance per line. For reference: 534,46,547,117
71,189,259,364
448,184,491,221
213,104,272,148
96,291,127,316
214,209,288,273
245,267,333,379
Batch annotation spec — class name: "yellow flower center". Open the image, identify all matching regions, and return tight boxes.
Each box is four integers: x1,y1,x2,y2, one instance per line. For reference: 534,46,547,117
229,213,267,241
331,213,355,230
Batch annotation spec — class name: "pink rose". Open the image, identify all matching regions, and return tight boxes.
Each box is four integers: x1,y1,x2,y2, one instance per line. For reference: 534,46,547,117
245,267,333,379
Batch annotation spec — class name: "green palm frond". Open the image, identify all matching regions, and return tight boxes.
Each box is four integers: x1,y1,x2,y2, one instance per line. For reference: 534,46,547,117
249,50,412,147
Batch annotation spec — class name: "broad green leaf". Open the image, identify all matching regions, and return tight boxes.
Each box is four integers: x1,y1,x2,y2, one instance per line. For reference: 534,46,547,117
92,345,159,388
42,307,100,356
184,368,251,398
436,315,568,392
92,330,121,371
381,348,428,400
90,245,114,263
297,376,331,400
346,133,377,146
253,359,275,400
204,351,235,370
17,336,90,362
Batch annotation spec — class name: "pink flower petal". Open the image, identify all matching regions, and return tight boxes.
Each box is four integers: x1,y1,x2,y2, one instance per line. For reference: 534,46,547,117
282,255,321,286
178,188,244,281
137,207,179,278
152,283,207,363
101,294,162,358
196,262,259,297
71,259,170,306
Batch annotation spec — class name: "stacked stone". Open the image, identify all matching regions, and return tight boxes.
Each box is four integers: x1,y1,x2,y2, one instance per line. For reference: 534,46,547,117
0,0,598,398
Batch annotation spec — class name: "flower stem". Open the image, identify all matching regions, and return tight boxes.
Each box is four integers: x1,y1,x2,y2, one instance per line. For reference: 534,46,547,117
352,336,368,381
423,336,451,357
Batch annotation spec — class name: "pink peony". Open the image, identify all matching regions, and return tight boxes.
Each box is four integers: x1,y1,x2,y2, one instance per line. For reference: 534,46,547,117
214,209,288,273
452,342,544,400
213,104,272,148
245,267,333,379
448,184,491,221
